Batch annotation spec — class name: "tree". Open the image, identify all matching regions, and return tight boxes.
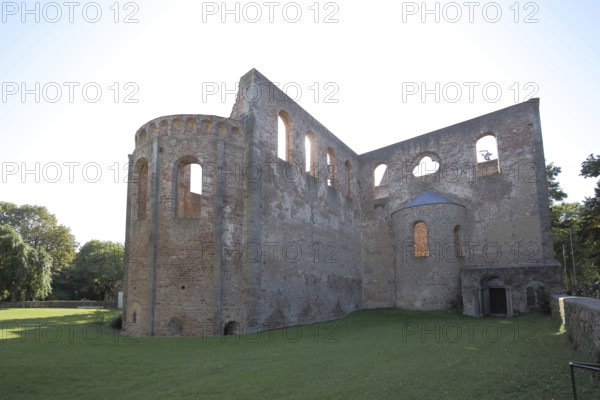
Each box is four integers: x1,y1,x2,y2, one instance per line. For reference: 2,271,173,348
62,240,124,301
551,203,586,292
0,202,76,273
546,158,600,298
0,225,52,300
579,154,600,260
546,162,567,207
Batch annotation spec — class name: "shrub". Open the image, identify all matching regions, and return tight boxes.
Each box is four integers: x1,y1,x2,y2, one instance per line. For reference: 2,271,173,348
110,314,122,330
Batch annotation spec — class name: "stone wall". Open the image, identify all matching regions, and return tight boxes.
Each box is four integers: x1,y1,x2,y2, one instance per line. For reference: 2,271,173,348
551,294,600,362
123,69,560,336
124,114,245,336
359,97,554,268
230,69,363,331
392,202,466,309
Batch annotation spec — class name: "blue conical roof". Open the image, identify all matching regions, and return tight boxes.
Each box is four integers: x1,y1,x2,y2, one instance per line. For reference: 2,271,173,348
402,191,453,209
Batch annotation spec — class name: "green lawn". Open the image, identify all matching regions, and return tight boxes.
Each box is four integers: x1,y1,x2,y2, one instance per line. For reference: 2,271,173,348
0,308,598,399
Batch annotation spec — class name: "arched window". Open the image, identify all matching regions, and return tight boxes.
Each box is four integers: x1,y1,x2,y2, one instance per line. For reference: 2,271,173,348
453,225,463,258
136,160,148,220
277,111,292,162
305,132,315,175
476,134,500,176
476,135,498,162
374,164,388,187
374,163,389,199
526,286,535,308
190,164,202,195
414,221,429,257
326,147,336,187
526,282,546,309
412,156,440,177
176,160,202,218
137,129,147,146
344,160,352,197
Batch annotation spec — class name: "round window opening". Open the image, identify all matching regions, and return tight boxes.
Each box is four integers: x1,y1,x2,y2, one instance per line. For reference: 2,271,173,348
412,156,440,177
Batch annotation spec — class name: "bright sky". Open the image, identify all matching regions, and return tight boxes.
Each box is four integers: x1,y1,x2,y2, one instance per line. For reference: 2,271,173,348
1,0,598,246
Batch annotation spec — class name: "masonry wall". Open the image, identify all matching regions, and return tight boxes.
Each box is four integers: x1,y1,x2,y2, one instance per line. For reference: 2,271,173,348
356,160,396,309
123,114,245,336
358,99,557,309
230,70,363,330
392,203,467,309
123,69,560,336
461,265,562,316
551,294,600,362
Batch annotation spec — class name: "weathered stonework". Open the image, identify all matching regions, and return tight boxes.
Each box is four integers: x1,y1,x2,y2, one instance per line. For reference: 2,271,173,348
551,294,600,362
123,69,561,336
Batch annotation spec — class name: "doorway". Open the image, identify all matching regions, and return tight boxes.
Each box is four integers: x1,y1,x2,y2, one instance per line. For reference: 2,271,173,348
482,276,509,317
489,287,507,315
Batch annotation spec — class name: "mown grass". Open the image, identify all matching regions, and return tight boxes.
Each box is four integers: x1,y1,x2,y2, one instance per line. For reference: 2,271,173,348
0,308,598,399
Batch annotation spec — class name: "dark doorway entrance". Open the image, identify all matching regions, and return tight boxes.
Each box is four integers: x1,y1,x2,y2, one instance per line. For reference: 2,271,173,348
223,321,240,336
489,287,507,315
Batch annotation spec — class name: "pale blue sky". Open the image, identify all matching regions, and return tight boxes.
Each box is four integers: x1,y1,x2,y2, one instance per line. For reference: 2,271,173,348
0,0,598,245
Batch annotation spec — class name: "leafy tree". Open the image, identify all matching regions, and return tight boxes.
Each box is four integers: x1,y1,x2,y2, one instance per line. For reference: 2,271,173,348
546,162,568,206
550,203,588,293
579,154,600,261
61,240,124,301
0,225,52,300
546,162,597,296
0,202,76,272
549,155,600,298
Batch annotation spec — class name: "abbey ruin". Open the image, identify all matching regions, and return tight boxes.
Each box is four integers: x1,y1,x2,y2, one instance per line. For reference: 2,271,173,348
122,69,561,336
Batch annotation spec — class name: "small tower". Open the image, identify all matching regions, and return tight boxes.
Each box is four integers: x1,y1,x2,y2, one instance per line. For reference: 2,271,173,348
122,115,245,336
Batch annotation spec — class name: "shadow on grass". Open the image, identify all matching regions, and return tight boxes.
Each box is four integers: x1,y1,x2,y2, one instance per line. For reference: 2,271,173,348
1,308,596,399
0,309,121,342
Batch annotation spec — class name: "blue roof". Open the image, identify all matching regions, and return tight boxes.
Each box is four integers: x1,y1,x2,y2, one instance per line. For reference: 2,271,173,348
402,191,454,209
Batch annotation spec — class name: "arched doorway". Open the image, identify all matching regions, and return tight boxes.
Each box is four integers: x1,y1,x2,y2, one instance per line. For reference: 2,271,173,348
223,321,240,336
482,277,510,316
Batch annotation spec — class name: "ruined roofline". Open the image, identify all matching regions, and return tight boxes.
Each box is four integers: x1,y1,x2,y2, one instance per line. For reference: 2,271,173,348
240,69,541,159
133,68,541,162
132,114,245,148
359,98,540,158
233,68,360,159
134,114,243,136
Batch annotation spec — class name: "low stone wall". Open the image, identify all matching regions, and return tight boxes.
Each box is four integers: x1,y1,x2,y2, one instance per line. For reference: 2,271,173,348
0,301,117,309
551,294,600,362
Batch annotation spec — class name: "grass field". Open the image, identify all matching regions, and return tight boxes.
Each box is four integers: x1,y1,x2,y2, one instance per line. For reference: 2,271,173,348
0,308,598,399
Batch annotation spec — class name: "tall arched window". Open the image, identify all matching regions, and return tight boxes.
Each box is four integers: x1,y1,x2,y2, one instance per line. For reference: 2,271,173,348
476,134,500,177
190,164,202,194
344,160,352,197
453,225,463,258
176,159,202,218
305,132,315,175
326,147,336,187
137,129,147,146
277,111,292,162
374,164,388,187
476,134,498,163
414,221,429,257
374,163,389,199
136,159,148,220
